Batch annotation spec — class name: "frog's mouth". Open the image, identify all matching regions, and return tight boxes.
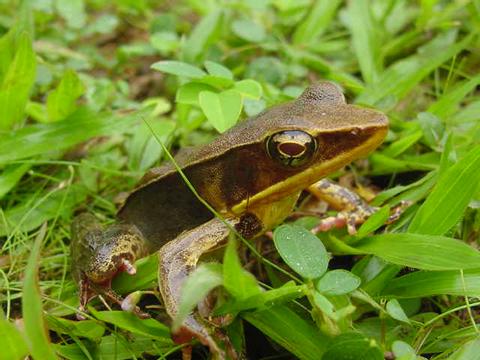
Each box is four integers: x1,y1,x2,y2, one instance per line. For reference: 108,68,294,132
231,125,387,215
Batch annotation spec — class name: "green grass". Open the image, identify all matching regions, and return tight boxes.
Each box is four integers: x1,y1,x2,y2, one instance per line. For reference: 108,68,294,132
1,0,480,359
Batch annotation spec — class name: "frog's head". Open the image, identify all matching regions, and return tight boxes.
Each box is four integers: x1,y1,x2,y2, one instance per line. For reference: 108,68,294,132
214,81,388,214
84,225,143,284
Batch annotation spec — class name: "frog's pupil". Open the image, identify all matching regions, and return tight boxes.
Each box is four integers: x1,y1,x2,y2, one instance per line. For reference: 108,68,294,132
278,142,306,157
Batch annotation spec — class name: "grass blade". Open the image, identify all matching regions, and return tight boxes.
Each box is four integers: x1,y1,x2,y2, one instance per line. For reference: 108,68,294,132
383,269,480,298
357,32,472,106
427,74,480,120
0,31,36,130
353,233,480,270
292,0,341,46
0,107,142,165
408,145,480,235
22,223,57,359
0,316,29,359
346,0,382,84
243,304,329,360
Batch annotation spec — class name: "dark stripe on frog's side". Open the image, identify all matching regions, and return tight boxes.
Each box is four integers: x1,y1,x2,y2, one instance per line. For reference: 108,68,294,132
118,171,214,252
118,128,375,251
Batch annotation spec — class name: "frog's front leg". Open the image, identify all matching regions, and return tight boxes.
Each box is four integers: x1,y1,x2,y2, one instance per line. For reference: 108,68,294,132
71,213,149,318
307,179,378,234
158,217,237,359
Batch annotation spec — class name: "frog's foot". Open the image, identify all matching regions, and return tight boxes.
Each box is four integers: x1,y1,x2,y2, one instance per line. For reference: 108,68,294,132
76,275,150,320
386,200,412,224
312,206,377,235
172,316,226,359
311,201,411,235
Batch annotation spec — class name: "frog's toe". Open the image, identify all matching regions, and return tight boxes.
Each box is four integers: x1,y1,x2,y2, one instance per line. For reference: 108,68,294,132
312,207,377,235
120,258,137,275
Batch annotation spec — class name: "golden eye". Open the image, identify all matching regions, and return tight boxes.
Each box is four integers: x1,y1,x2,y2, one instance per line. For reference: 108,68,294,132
266,130,317,167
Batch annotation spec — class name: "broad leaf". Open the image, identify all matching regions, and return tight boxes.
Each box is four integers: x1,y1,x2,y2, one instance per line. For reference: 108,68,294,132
273,224,330,279
316,270,361,296
173,263,223,330
199,89,242,132
151,60,206,78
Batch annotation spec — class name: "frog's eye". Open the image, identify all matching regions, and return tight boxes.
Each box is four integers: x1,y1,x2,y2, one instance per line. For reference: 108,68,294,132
266,130,317,167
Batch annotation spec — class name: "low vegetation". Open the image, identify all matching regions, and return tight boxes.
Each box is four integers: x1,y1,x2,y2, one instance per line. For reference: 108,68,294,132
1,1,480,359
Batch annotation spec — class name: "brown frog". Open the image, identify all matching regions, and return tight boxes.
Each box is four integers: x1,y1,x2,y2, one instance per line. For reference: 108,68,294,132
71,82,388,358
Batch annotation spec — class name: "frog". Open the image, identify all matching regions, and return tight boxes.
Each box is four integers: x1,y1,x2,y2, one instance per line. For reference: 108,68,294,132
70,82,388,359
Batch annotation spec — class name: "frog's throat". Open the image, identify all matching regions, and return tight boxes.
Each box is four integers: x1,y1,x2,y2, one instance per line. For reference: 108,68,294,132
231,128,386,215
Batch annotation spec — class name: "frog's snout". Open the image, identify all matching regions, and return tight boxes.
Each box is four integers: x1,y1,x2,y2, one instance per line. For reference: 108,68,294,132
85,250,137,285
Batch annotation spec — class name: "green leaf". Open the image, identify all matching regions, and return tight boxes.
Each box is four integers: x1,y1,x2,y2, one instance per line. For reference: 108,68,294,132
382,131,423,157
0,32,36,130
312,291,335,318
382,269,480,298
316,270,361,296
0,163,30,199
273,224,330,279
223,237,261,300
392,340,416,360
182,10,223,62
93,311,172,341
346,0,382,83
353,233,480,270
0,27,15,83
322,332,383,360
112,254,158,294
0,184,87,237
219,283,306,313
355,206,390,238
0,316,29,360
22,223,57,360
197,74,234,88
0,107,143,165
151,60,206,78
243,304,330,360
386,299,410,324
233,79,262,99
231,19,266,43
408,145,480,235
204,60,233,80
173,263,223,331
46,69,85,122
46,316,105,340
448,337,480,360
198,89,242,132
292,0,341,45
176,82,216,105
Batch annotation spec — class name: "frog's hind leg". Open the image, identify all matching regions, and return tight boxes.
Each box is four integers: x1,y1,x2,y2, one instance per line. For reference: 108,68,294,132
158,217,236,359
307,179,378,234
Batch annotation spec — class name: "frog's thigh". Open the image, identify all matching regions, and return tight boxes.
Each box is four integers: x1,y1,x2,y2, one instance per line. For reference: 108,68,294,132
158,217,235,351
